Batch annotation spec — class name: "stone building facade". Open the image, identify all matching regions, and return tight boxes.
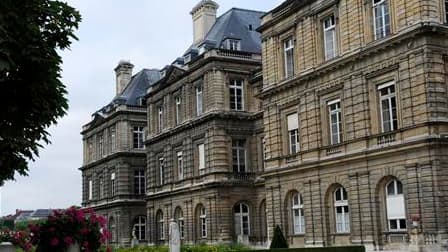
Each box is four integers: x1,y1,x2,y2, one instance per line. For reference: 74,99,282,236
80,62,161,246
144,1,267,245
258,0,448,251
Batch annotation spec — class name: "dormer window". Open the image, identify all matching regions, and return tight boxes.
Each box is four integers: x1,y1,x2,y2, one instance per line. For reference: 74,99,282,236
223,39,241,51
160,70,167,78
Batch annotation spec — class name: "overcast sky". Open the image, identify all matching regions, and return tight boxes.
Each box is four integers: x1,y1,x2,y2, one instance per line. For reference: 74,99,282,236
0,0,284,216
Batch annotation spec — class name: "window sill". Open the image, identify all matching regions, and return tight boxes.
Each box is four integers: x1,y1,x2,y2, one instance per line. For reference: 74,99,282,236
330,232,351,236
290,233,305,237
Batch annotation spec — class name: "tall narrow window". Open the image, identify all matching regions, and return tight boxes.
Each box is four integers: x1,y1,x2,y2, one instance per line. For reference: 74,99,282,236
99,176,104,199
373,0,390,40
88,139,93,161
378,82,397,132
134,216,146,241
177,151,184,180
334,187,350,233
232,140,246,173
292,193,305,234
158,106,164,132
200,206,207,238
224,39,241,51
110,126,116,152
198,144,205,173
134,170,145,195
175,96,182,125
109,217,116,242
157,211,165,240
323,15,337,60
159,158,165,185
88,179,93,200
98,134,104,157
175,208,185,239
386,179,407,231
328,100,342,145
229,80,244,111
287,113,299,154
284,38,295,78
196,85,203,116
133,126,144,149
234,203,250,236
111,173,116,197
445,0,448,23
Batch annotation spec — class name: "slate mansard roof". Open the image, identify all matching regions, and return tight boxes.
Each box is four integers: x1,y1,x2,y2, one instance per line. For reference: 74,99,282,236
113,69,161,106
185,8,265,55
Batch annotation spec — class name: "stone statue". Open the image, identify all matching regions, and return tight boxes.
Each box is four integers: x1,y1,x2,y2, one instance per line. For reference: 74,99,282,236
169,219,180,252
131,226,138,247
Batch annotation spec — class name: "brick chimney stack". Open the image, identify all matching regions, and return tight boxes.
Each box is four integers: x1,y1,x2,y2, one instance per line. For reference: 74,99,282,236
190,0,219,46
114,60,134,95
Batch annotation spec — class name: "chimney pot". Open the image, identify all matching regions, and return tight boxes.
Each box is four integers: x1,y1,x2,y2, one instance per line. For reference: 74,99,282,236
114,60,134,95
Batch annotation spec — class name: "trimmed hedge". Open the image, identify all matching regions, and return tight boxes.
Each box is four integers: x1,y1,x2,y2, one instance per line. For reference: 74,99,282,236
252,246,365,252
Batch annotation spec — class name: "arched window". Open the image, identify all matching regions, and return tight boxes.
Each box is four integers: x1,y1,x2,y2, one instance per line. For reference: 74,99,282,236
197,205,207,238
133,216,146,241
156,210,165,240
109,217,116,242
292,193,305,234
334,187,350,233
174,207,185,239
386,179,406,231
234,203,250,236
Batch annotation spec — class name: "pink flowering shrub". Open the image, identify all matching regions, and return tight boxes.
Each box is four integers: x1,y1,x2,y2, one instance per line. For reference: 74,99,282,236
30,207,111,252
0,229,33,251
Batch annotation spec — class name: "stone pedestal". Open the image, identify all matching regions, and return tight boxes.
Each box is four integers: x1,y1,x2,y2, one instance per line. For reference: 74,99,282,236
0,242,15,252
169,219,180,252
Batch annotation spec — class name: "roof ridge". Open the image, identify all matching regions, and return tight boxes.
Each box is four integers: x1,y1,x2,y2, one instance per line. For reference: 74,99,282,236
227,7,265,14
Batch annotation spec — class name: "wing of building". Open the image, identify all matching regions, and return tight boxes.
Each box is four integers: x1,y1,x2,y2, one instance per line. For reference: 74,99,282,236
80,0,448,251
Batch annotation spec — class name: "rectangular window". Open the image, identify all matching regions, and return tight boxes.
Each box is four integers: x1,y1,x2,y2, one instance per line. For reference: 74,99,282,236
88,179,93,200
229,79,244,111
98,134,104,157
373,0,390,40
134,170,145,195
178,218,185,239
200,208,207,238
225,39,241,51
378,82,397,132
88,139,93,161
158,106,163,132
446,0,448,23
287,113,299,154
323,15,337,60
133,126,144,149
335,205,350,233
232,140,246,173
177,151,184,180
159,158,165,185
328,100,342,145
198,144,205,173
99,176,104,199
110,127,116,152
284,38,295,78
175,96,182,125
111,173,116,197
196,85,203,116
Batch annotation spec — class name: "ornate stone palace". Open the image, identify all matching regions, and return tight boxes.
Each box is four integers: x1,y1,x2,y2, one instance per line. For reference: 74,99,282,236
80,0,448,251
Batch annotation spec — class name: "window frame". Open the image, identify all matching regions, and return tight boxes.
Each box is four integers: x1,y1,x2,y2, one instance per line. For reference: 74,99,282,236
372,0,391,40
378,82,397,133
198,143,205,174
292,193,305,235
134,170,145,195
196,85,203,116
88,179,93,200
334,187,350,233
229,79,244,111
175,208,185,239
283,37,295,78
287,113,299,154
177,151,184,180
159,157,165,185
175,96,182,125
157,211,165,240
323,14,337,60
234,203,250,236
232,139,247,173
385,179,407,232
158,106,164,132
200,206,207,238
110,172,116,197
328,99,342,145
133,126,145,149
134,216,147,241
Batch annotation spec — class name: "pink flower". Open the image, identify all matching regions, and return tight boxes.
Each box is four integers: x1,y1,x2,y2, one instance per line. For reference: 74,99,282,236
64,236,74,245
80,227,90,235
82,241,89,248
50,238,59,246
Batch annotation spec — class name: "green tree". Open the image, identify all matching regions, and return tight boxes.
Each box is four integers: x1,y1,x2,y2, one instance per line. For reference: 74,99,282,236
270,225,288,249
0,0,81,184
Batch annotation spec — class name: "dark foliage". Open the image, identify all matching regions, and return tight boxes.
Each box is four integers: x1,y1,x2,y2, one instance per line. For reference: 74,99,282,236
254,247,365,252
0,0,81,184
270,225,288,249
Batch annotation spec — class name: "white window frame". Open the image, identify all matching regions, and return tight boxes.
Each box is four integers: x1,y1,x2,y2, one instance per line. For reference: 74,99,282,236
200,207,207,238
328,99,342,145
158,106,163,132
386,179,407,231
226,39,241,51
292,193,305,234
98,134,104,157
198,144,205,173
372,0,391,40
284,38,295,78
234,203,250,236
229,79,244,111
111,172,116,197
158,212,165,240
196,85,203,116
378,82,397,133
323,15,337,60
177,151,184,180
134,170,145,195
175,209,185,239
287,113,299,154
334,187,350,233
133,126,145,149
88,179,93,200
175,96,182,125
110,126,116,152
159,157,165,185
99,176,104,199
134,216,146,241
232,140,246,173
